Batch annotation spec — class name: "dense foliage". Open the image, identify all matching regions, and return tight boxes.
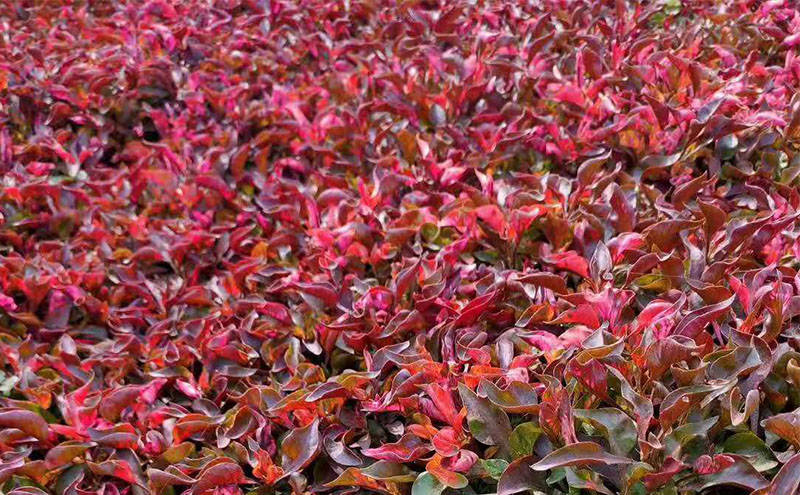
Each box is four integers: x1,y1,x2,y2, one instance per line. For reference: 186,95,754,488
2,0,800,494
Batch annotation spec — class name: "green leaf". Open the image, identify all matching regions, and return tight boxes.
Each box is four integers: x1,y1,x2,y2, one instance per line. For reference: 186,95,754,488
664,0,682,14
574,408,637,456
509,422,542,459
716,134,738,160
480,459,509,480
0,371,19,396
634,273,671,291
421,222,440,243
663,417,717,460
412,472,445,495
458,383,512,457
565,467,614,495
722,432,778,472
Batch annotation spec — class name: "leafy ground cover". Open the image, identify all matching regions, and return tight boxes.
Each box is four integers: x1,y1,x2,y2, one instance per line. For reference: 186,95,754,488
2,0,800,494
